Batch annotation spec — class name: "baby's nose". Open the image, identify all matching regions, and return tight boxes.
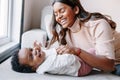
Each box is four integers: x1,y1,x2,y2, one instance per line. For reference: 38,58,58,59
36,50,41,57
33,50,41,57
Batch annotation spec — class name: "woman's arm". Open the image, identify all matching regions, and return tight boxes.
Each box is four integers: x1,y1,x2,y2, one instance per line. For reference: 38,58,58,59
78,49,115,72
57,46,115,72
57,19,116,72
77,19,115,72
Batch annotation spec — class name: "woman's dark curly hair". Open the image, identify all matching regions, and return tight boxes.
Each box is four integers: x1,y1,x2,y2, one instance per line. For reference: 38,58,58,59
11,50,35,73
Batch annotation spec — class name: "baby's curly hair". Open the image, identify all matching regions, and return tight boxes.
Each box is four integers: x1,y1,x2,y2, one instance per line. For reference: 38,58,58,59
11,50,35,73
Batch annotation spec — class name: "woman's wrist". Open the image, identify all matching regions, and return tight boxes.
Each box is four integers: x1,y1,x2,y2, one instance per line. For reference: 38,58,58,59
76,48,81,56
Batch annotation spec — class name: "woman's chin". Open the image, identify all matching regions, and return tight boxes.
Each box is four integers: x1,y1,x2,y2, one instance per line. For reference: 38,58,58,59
62,24,68,28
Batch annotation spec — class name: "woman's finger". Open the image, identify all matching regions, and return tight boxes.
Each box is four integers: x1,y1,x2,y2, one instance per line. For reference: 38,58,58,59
56,45,64,53
56,45,71,54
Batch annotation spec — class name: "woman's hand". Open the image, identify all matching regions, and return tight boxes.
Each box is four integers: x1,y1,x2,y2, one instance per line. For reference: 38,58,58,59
56,45,69,54
56,45,81,56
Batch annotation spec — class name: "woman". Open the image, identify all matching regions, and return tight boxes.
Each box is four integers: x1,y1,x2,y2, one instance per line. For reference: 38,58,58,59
47,0,120,76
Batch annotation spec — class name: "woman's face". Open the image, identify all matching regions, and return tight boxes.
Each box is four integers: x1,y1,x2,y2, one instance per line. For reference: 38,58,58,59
18,48,45,70
53,2,77,28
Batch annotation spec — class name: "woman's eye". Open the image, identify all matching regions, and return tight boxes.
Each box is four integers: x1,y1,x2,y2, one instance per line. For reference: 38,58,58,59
60,8,65,13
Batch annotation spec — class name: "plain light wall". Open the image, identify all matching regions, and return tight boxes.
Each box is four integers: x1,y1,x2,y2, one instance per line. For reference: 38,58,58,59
23,0,120,32
23,0,33,32
23,0,50,32
80,0,120,32
31,0,50,29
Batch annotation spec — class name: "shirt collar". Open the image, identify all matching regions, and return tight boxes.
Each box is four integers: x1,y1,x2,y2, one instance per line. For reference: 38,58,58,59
68,18,81,33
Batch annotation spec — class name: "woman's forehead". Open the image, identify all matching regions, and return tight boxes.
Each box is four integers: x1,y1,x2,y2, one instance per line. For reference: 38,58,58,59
53,2,69,11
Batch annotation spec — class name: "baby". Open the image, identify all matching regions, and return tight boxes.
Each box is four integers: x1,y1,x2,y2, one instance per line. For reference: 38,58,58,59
11,41,95,76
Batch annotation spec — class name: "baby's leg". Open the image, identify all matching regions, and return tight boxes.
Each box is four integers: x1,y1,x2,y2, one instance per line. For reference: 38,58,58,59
78,48,95,76
78,60,92,76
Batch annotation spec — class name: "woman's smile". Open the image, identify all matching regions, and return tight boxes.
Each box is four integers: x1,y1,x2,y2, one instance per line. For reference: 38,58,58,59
60,18,67,26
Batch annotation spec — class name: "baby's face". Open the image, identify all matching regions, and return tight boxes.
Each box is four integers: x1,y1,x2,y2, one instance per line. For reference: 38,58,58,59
18,48,45,70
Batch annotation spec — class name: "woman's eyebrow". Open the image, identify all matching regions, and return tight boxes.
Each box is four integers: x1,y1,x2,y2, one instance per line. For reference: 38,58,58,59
59,6,65,11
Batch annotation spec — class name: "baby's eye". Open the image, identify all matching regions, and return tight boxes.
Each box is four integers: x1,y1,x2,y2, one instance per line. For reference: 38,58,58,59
29,48,33,51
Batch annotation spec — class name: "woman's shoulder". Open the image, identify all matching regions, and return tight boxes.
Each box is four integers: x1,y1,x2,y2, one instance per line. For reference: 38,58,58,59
84,19,109,28
83,18,113,37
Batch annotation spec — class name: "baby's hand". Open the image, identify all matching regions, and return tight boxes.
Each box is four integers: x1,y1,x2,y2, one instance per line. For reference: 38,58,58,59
33,40,42,51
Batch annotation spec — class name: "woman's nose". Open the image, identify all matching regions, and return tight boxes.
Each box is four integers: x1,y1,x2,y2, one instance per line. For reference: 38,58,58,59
57,13,63,19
